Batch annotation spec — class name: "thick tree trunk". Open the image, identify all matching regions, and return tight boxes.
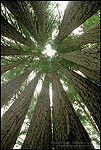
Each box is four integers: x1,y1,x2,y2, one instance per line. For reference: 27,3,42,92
1,62,20,75
54,1,100,47
52,72,94,149
1,72,40,149
2,1,41,44
21,74,52,149
1,70,32,107
30,1,45,36
58,63,100,130
1,44,30,56
61,22,100,50
1,15,34,48
78,65,100,85
59,46,100,73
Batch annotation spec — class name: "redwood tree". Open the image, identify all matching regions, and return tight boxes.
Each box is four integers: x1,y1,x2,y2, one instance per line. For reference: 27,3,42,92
1,15,34,48
22,74,52,149
30,1,45,36
1,62,21,75
59,46,100,73
78,65,100,85
52,71,94,149
54,1,100,47
1,70,32,107
1,72,40,149
61,22,100,50
58,63,100,130
1,44,30,56
2,1,41,44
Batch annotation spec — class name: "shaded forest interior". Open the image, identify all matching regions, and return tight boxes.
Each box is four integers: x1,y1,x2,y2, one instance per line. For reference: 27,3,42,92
1,1,100,149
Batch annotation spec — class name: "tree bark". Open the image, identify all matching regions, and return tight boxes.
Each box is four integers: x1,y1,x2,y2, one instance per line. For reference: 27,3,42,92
1,15,34,48
58,63,100,130
1,62,21,75
21,74,52,149
1,70,32,107
2,1,41,44
30,1,45,36
61,22,100,50
54,1,100,47
52,71,94,149
78,65,100,85
1,44,30,56
1,72,40,149
59,46,100,73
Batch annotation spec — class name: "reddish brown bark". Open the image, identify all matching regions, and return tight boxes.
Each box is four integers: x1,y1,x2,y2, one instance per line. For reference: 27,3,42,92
59,46,100,73
30,1,45,36
58,63,100,130
54,1,100,47
1,70,32,107
1,72,40,149
1,15,34,47
61,22,100,49
1,62,21,75
1,44,30,56
52,71,94,149
2,1,41,44
21,74,52,149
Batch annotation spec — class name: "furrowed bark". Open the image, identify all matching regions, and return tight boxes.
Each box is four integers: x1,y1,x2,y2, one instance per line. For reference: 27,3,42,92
1,15,34,48
30,1,45,36
1,62,21,75
2,1,41,44
22,74,52,149
52,72,94,149
54,1,100,47
61,22,100,50
1,44,30,56
59,46,100,73
58,63,100,130
1,70,32,107
78,65,100,85
1,72,40,149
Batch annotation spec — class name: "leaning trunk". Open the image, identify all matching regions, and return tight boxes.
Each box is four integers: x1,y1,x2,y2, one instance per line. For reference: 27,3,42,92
22,74,52,149
58,63,100,130
1,15,34,48
2,1,41,44
30,1,45,36
1,72,40,149
59,46,100,73
61,22,100,50
1,44,30,56
1,62,20,75
54,1,100,46
52,71,94,149
78,65,100,85
1,70,32,107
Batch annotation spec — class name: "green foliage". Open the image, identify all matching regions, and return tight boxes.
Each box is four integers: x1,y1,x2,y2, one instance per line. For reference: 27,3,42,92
80,10,100,32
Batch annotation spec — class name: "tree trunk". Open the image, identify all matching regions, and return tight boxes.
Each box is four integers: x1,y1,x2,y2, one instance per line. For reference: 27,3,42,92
1,62,20,75
1,15,34,48
30,1,45,36
52,71,94,149
1,44,30,56
59,46,100,73
78,65,100,85
61,22,100,50
21,74,52,149
58,63,100,130
1,70,32,107
1,72,40,149
54,1,100,47
2,1,41,44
